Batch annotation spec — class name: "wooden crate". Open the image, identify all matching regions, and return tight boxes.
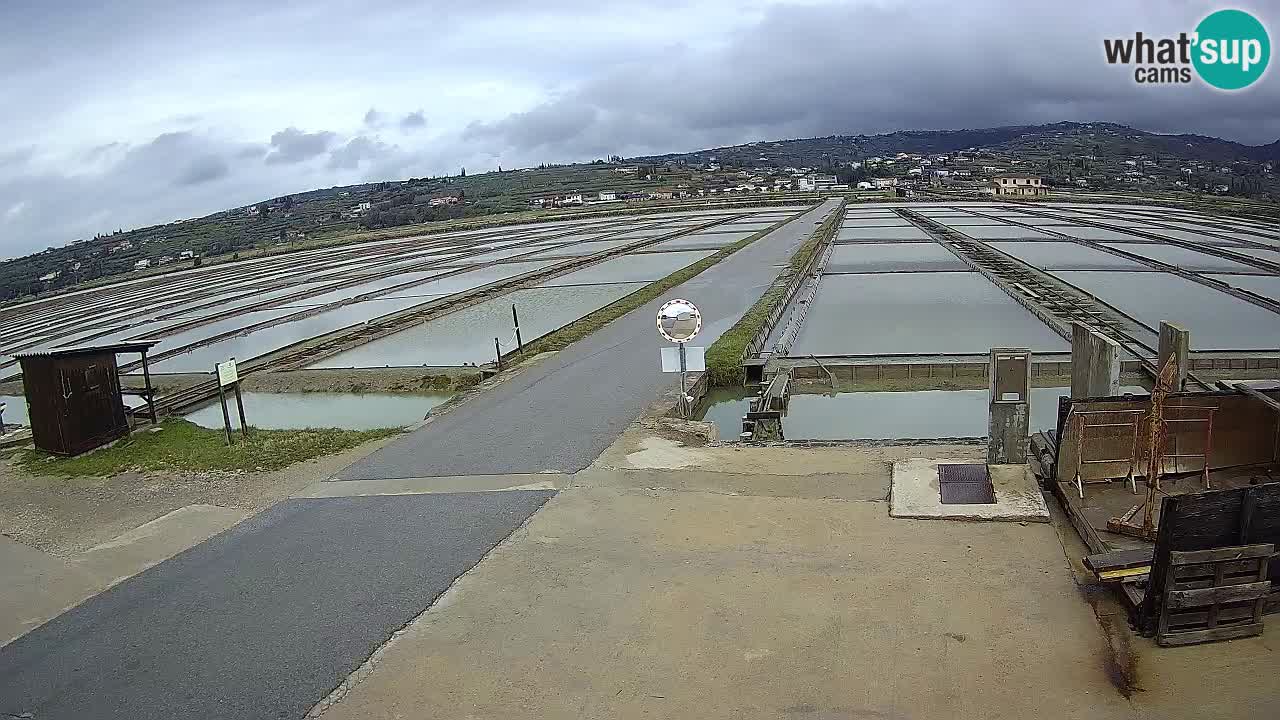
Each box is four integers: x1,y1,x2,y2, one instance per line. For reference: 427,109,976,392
1157,544,1273,647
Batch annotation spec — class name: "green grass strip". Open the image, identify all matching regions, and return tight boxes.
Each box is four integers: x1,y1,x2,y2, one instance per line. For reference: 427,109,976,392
16,419,400,476
516,213,807,359
704,201,843,386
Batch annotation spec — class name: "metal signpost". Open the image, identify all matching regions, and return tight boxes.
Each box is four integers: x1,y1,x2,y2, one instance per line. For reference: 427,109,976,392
656,298,703,418
214,358,248,445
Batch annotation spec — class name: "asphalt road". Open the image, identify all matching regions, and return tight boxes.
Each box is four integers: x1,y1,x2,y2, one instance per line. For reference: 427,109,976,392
0,491,554,720
339,198,842,480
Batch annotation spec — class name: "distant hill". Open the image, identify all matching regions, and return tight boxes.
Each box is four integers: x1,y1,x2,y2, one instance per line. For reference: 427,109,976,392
4,121,1278,305
632,121,1280,167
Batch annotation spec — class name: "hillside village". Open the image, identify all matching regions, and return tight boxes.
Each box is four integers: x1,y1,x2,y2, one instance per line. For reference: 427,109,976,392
3,122,1278,303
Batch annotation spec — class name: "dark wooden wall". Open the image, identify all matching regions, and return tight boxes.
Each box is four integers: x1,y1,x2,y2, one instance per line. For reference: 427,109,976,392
1055,392,1280,484
19,351,127,456
1138,483,1280,633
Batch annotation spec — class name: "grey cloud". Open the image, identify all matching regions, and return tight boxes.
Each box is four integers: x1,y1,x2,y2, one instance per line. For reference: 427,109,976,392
400,110,427,131
328,135,393,170
264,127,336,165
176,154,230,185
0,129,298,258
464,100,597,151
465,1,1280,161
82,142,123,163
0,146,35,169
5,0,1280,261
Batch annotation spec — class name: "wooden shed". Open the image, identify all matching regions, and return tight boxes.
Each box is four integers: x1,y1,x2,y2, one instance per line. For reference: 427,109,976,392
15,341,158,456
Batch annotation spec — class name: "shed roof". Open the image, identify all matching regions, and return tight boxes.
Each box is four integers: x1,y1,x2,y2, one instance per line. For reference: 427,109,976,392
14,340,159,360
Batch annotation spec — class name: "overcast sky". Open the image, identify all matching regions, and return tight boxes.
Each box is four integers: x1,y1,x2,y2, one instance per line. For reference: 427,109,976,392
1,0,1277,258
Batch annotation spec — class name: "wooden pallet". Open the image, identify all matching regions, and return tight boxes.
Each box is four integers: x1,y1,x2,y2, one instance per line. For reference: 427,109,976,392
1157,544,1273,647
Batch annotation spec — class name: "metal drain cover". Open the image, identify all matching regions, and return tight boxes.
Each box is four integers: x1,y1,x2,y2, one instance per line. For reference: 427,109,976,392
938,463,995,505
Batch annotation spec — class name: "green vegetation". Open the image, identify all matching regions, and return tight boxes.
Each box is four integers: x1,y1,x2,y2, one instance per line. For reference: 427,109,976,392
13,121,1278,306
17,419,400,476
1,162,740,303
704,202,843,386
516,213,806,359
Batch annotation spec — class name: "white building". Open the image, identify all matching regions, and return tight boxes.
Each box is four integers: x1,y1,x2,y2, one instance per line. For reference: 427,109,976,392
134,259,151,270
992,175,1047,196
597,190,617,202
812,174,838,191
871,177,899,189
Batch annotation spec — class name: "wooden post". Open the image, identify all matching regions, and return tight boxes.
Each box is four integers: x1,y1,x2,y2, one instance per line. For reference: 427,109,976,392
495,337,503,371
141,349,157,424
678,342,688,418
216,378,233,446
512,304,524,355
1158,321,1190,392
1071,322,1120,399
233,381,249,440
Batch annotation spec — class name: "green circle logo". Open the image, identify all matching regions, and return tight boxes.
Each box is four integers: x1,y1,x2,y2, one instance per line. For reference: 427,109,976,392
1193,9,1270,90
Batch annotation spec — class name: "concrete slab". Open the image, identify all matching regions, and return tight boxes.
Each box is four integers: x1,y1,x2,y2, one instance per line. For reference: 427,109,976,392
71,504,251,587
0,537,101,647
313,487,1134,720
2,505,251,648
890,459,1049,521
572,467,890,502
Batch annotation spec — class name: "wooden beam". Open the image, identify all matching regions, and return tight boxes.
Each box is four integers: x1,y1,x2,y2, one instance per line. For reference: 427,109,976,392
1165,581,1272,609
1085,548,1154,572
1232,383,1280,414
1170,544,1274,565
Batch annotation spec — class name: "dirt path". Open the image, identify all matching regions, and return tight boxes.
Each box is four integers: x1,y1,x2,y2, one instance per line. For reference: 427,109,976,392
0,433,398,557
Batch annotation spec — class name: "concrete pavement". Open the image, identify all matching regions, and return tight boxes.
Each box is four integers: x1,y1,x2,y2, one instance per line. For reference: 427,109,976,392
336,198,842,480
310,454,1280,720
0,491,553,720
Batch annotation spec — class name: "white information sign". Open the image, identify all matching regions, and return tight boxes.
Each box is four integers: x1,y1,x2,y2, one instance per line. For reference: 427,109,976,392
216,359,239,387
661,346,705,373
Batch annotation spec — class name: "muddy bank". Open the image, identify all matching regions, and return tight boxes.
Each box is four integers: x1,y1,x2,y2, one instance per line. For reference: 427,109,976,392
242,368,482,394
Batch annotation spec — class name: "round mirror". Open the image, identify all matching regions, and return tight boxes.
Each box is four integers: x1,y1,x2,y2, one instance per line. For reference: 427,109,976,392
656,298,701,343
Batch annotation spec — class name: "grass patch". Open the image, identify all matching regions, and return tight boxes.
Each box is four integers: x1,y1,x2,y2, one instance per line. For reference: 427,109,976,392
17,419,401,477
514,212,808,358
704,201,844,386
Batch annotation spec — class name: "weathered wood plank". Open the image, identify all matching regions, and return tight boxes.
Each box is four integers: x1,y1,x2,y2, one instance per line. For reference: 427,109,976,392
1175,574,1270,590
1233,383,1280,414
1170,544,1274,565
1166,604,1258,627
1165,581,1272,609
1157,622,1264,647
1174,558,1268,579
1098,567,1150,582
1086,548,1153,572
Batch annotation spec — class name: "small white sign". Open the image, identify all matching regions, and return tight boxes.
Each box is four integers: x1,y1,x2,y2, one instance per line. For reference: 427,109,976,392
216,359,239,387
661,346,705,373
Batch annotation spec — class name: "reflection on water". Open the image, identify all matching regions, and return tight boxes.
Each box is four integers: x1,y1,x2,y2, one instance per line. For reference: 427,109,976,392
311,282,645,368
184,391,451,430
0,395,29,426
696,386,1146,441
